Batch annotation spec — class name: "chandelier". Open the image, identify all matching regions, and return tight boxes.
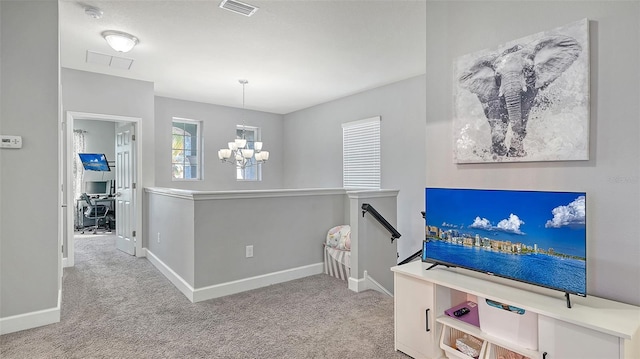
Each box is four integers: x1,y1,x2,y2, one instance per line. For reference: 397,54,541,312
217,80,269,169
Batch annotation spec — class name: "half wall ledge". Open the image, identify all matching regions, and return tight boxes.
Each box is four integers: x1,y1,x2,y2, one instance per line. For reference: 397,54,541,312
144,187,400,301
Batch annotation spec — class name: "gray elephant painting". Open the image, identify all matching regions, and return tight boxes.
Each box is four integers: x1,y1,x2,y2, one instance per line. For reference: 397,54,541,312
459,35,582,158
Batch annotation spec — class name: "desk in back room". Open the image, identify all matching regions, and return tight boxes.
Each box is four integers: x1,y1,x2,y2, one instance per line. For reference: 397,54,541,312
75,196,116,230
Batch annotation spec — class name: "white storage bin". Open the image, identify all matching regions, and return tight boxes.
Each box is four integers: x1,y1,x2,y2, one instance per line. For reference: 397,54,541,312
485,343,531,359
478,297,538,350
440,325,487,359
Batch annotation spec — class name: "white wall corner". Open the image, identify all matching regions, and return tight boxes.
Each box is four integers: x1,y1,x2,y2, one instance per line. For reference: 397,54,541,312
348,276,366,292
63,255,74,268
145,249,195,302
137,247,147,258
348,271,393,297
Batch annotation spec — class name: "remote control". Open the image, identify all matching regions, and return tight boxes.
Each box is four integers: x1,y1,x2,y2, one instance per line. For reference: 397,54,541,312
453,307,470,317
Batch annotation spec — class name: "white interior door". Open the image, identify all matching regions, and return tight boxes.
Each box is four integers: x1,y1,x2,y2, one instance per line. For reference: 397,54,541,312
115,123,136,255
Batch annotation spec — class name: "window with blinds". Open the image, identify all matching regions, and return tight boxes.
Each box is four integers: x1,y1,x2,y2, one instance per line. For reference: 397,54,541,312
342,116,381,189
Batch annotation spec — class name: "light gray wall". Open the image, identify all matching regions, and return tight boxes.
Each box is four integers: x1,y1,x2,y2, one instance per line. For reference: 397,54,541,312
349,194,399,293
425,1,639,306
193,193,345,287
74,119,116,183
154,96,284,190
145,194,195,286
0,0,59,317
62,68,155,255
283,75,427,263
61,68,155,189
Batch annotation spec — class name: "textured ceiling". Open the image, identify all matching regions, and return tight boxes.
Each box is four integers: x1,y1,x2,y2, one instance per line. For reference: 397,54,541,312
59,0,426,114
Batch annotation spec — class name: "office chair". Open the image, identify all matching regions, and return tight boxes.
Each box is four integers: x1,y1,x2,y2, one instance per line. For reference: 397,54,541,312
80,193,111,234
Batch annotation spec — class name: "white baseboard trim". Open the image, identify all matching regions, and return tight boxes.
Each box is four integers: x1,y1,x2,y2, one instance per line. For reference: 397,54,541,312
364,271,393,297
145,248,323,303
0,290,61,335
348,276,366,292
193,262,324,303
145,249,195,302
63,256,74,268
347,271,393,297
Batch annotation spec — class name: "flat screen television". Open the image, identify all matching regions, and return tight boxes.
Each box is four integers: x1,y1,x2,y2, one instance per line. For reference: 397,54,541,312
78,153,110,171
423,187,586,298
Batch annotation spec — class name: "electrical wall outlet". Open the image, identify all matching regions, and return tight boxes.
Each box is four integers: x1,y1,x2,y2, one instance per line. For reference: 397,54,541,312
157,232,161,243
246,245,253,258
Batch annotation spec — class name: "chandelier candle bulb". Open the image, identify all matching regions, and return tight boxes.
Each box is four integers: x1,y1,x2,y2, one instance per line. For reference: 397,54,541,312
254,142,263,152
242,149,254,158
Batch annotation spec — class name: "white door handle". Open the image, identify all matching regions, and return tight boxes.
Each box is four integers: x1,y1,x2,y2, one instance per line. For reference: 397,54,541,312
115,192,122,197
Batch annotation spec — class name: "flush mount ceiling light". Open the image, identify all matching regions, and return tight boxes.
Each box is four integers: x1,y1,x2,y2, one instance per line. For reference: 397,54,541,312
102,30,139,53
219,0,259,17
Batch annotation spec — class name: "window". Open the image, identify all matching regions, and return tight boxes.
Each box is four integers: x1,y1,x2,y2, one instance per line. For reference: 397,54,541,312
342,116,381,189
172,118,201,180
236,126,262,181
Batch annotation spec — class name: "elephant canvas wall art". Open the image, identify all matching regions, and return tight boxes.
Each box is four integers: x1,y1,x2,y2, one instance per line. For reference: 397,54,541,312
453,19,589,163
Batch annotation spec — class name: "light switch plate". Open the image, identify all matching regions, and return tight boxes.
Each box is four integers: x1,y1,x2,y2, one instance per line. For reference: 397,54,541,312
1,135,23,149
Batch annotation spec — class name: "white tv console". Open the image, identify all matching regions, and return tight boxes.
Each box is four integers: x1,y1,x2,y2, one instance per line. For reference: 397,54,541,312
392,261,640,359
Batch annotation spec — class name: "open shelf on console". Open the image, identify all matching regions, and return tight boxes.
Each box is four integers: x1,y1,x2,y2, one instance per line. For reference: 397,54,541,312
485,343,535,359
439,318,486,359
437,316,542,359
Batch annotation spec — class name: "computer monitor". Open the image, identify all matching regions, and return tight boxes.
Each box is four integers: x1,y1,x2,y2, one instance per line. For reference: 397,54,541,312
85,181,109,196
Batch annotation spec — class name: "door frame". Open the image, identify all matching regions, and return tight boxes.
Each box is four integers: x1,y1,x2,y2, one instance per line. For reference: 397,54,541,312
63,111,143,267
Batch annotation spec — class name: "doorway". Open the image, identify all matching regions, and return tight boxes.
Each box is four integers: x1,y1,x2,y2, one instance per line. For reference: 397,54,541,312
63,111,142,267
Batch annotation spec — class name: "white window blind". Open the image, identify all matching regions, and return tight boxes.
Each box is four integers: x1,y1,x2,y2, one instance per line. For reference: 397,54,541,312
342,116,381,189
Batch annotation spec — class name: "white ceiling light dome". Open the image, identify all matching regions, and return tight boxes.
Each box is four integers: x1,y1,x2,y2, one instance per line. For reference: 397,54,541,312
102,30,139,53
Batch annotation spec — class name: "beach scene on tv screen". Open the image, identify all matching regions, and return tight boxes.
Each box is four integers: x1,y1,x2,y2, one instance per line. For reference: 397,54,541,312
425,188,586,295
79,153,110,171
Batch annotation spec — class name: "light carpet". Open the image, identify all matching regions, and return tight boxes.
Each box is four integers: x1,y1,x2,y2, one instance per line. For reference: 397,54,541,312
1,234,409,358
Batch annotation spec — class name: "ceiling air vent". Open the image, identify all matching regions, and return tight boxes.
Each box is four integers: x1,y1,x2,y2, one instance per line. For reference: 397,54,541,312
219,0,258,17
86,50,134,70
